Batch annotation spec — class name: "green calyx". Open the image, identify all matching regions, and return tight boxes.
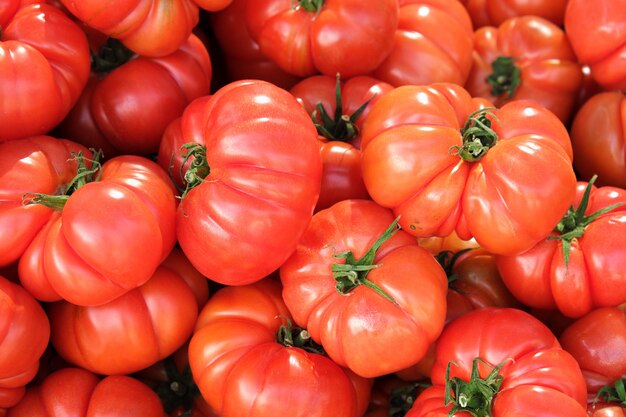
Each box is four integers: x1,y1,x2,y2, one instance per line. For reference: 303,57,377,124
550,175,625,267
450,108,499,162
435,248,478,292
90,38,135,74
312,73,372,142
389,382,429,416
152,358,201,415
177,143,210,199
22,149,103,210
295,0,324,12
595,377,626,406
486,56,520,99
445,358,512,417
331,217,401,305
276,321,325,355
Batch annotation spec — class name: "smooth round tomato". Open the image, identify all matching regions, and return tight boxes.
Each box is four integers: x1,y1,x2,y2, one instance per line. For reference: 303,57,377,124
462,0,568,28
158,80,322,286
188,278,372,417
0,3,90,142
6,367,166,417
464,15,583,125
407,308,588,417
0,276,49,410
280,199,448,378
361,83,577,256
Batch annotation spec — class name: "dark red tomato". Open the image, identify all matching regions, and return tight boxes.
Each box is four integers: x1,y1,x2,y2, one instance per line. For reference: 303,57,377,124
55,33,212,157
407,308,588,417
0,2,90,142
464,15,583,125
374,0,475,87
188,278,372,417
496,180,626,318
280,199,448,378
462,0,568,28
564,0,626,91
157,80,322,286
0,276,49,411
245,0,399,78
6,367,166,417
559,305,626,399
570,91,626,188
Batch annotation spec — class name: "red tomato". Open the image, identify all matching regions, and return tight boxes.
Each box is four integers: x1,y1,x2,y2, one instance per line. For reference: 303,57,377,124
157,80,322,286
0,276,49,410
6,367,166,417
280,199,448,378
0,3,90,142
462,0,568,28
496,180,626,318
373,0,475,87
559,306,626,399
564,0,626,91
47,249,202,375
245,0,399,78
570,91,626,188
361,83,577,256
188,278,372,417
0,136,178,306
55,33,212,156
587,403,626,417
464,15,583,125
407,308,588,417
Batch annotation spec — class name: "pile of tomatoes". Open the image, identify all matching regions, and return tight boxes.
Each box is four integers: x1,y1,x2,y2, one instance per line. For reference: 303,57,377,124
2,0,626,416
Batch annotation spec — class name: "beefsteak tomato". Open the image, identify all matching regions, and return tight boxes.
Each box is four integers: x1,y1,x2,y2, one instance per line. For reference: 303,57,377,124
462,0,568,28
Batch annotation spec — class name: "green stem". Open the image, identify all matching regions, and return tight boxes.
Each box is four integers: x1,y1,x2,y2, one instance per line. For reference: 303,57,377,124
152,357,200,415
595,377,626,406
178,143,210,199
296,0,324,12
90,38,135,74
331,217,401,305
276,322,325,355
435,248,478,293
449,108,499,162
389,382,429,417
486,56,520,99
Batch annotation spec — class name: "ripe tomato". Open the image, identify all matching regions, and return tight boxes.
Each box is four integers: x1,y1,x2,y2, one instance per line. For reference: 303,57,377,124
158,80,322,286
361,83,576,256
6,367,166,417
407,308,588,417
496,180,626,318
245,0,399,78
461,0,568,28
0,3,90,142
464,15,583,125
280,199,448,378
0,276,49,411
188,278,372,417
373,0,475,87
570,91,626,189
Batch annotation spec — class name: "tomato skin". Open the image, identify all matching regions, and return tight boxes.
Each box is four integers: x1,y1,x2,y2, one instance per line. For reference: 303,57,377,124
564,0,626,91
407,308,588,417
0,3,90,142
280,199,448,378
6,367,166,417
0,276,50,410
188,279,372,417
464,15,583,125
361,83,576,256
158,80,322,286
246,0,399,78
570,91,626,188
496,183,626,318
462,0,568,28
373,0,474,87
587,403,626,417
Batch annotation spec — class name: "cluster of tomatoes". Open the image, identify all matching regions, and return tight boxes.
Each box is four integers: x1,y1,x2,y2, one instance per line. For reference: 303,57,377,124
2,0,626,416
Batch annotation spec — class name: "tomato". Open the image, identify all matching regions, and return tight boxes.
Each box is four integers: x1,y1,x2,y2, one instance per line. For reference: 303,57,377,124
55,33,212,157
188,278,372,417
406,308,588,417
245,0,399,78
559,306,626,399
570,91,626,189
496,179,626,318
6,367,166,417
157,80,322,286
461,0,568,28
587,403,626,417
464,15,583,125
361,83,577,256
564,0,626,91
0,136,178,306
0,2,90,142
0,276,49,411
280,199,448,378
47,248,202,375
373,0,474,87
